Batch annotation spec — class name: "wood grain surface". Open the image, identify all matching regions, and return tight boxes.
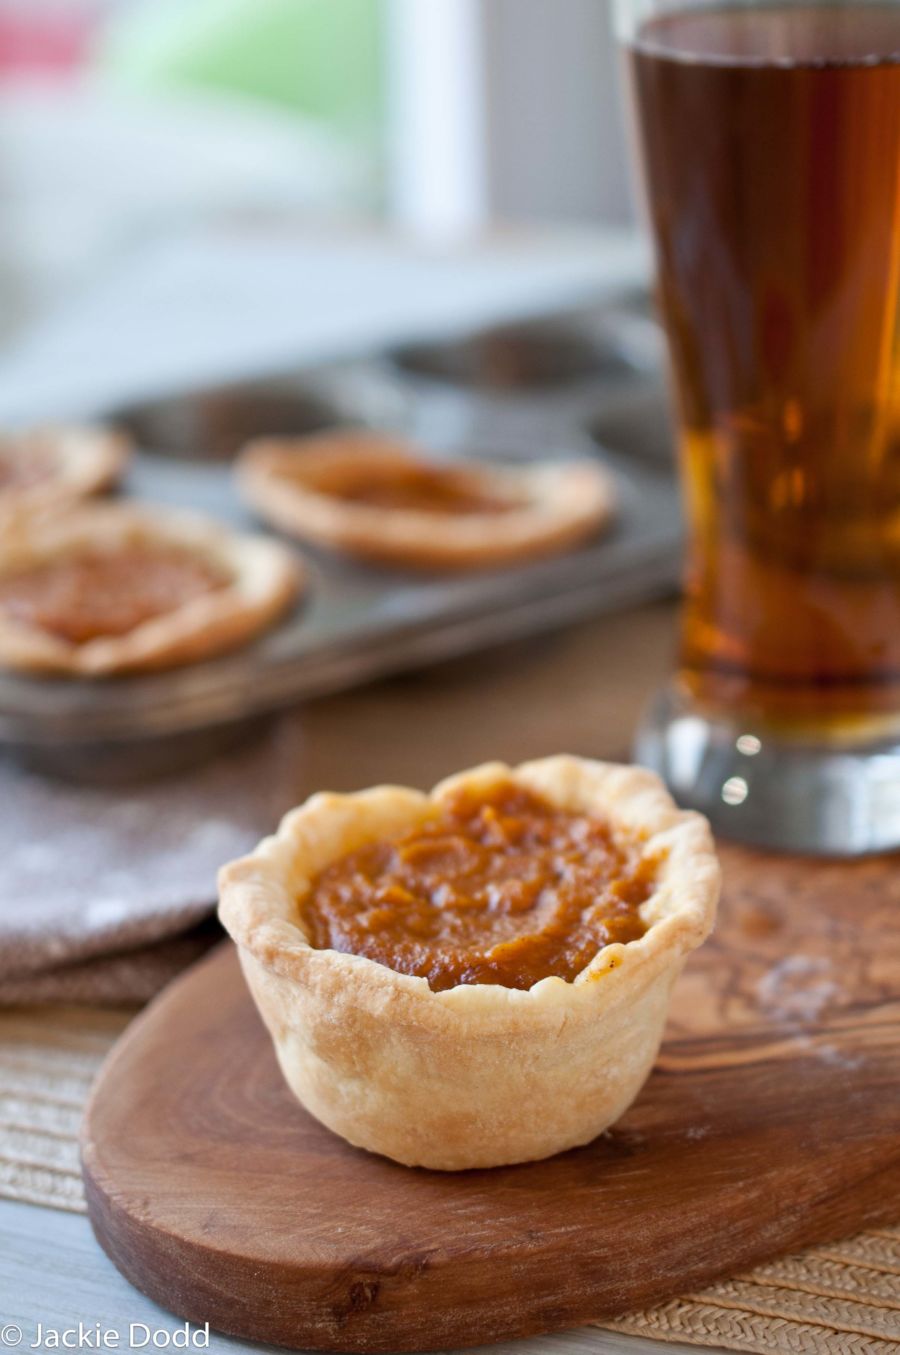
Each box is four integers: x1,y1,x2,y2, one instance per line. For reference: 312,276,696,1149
81,842,900,1354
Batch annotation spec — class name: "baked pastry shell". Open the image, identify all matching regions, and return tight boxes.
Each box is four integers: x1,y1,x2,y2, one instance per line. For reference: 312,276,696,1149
0,502,303,676
219,756,720,1171
0,425,129,524
236,432,616,571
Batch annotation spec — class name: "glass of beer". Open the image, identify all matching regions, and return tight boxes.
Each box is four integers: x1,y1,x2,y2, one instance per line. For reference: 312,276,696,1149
616,0,900,853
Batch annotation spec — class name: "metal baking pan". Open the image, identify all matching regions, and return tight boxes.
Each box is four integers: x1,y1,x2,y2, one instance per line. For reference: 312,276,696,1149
392,305,662,392
0,301,680,776
109,364,412,463
587,382,675,467
383,305,670,453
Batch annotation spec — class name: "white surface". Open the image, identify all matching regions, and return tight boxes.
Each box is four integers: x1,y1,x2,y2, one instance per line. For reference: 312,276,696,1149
386,0,635,231
0,81,361,337
0,224,649,424
481,0,635,225
0,1197,727,1354
387,0,487,237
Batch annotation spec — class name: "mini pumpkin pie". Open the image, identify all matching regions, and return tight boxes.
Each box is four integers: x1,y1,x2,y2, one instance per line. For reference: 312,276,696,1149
235,430,615,570
0,502,302,676
0,425,129,524
219,755,719,1170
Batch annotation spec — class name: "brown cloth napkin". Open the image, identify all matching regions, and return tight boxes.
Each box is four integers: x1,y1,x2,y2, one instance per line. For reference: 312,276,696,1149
0,719,302,1005
0,921,222,1006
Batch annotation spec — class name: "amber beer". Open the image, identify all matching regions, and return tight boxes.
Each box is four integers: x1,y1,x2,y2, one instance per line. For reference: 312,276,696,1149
628,3,900,734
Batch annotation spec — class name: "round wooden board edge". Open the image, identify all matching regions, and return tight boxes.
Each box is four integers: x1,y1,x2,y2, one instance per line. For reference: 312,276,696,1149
79,940,900,1354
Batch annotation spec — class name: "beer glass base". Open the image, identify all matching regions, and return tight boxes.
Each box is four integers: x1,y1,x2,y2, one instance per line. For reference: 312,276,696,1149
634,685,900,856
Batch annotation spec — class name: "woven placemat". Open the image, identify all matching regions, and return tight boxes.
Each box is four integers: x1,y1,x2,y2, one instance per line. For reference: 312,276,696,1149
1,1005,897,1354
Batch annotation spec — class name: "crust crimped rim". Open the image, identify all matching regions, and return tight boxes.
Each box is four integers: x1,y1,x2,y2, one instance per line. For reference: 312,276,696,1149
235,431,616,571
0,502,304,676
0,425,130,523
218,755,720,1026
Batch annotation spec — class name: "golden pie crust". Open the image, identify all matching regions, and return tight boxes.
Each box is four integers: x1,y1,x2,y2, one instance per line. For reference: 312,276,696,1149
235,431,616,570
0,503,303,676
0,425,129,524
218,756,720,1170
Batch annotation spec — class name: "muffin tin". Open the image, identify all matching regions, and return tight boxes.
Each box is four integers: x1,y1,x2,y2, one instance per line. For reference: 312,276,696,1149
392,304,661,392
0,298,678,776
110,364,411,464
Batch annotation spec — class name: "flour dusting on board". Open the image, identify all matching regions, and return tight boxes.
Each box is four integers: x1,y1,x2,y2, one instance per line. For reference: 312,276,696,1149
756,956,864,1069
757,956,838,1024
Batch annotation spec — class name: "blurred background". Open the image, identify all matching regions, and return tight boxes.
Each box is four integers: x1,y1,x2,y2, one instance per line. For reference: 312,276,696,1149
0,0,636,352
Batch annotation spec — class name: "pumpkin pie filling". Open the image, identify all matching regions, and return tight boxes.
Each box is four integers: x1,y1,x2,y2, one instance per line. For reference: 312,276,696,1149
323,464,518,515
301,782,658,992
0,544,229,645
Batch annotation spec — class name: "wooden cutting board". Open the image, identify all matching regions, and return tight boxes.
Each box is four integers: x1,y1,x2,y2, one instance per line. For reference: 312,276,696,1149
81,843,900,1354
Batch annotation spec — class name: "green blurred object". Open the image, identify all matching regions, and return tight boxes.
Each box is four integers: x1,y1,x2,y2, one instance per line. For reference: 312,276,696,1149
96,0,384,138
